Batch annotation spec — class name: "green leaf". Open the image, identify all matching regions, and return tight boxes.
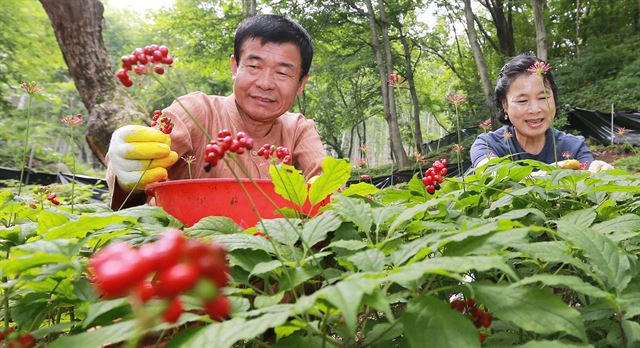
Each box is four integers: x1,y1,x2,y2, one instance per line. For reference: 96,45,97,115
36,210,69,235
308,157,351,205
512,241,592,274
44,214,136,240
556,221,633,291
558,208,596,228
622,320,640,345
270,163,308,206
212,234,275,254
250,260,283,276
514,340,593,348
12,292,49,331
316,278,379,335
49,321,136,348
254,293,285,308
259,218,301,246
301,211,342,248
332,196,373,232
169,312,291,348
474,284,587,342
372,206,403,230
346,249,386,272
184,216,241,238
488,186,535,212
0,252,72,275
513,274,611,299
328,239,368,251
391,236,432,266
342,182,379,197
386,256,518,285
279,264,322,291
229,249,272,273
388,199,443,234
82,299,129,328
401,294,480,348
592,214,640,242
489,208,546,224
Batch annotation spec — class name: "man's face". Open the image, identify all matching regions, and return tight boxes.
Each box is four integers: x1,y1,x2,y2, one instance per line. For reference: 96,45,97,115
231,38,308,123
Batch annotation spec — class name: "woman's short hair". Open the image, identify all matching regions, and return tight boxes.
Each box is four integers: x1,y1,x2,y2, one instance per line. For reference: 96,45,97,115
495,54,558,125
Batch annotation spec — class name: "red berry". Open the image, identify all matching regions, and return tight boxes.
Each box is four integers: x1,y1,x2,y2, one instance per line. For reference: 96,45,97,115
434,175,443,184
221,136,233,150
450,299,465,312
218,129,231,138
229,139,240,152
89,243,150,298
138,54,148,65
154,66,165,75
204,295,231,321
136,279,156,303
466,298,476,308
426,185,435,194
47,193,57,201
18,334,37,348
139,229,186,271
162,56,174,65
51,198,61,205
116,69,128,80
282,155,292,165
156,263,201,298
244,138,254,150
163,297,183,323
422,175,434,185
440,167,448,176
481,312,492,328
122,79,133,87
153,50,163,61
441,159,448,166
360,174,371,181
479,332,487,343
236,131,247,139
159,45,169,57
426,168,435,176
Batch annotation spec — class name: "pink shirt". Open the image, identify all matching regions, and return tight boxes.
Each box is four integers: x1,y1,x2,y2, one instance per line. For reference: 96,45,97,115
107,92,326,209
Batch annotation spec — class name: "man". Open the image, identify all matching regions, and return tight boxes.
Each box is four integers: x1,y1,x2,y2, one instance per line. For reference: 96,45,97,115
107,14,326,210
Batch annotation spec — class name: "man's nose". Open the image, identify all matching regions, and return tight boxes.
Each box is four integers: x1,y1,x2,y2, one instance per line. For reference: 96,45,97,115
255,69,276,90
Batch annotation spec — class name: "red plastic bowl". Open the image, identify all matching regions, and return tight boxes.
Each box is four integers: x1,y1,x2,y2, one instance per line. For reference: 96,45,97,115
145,178,324,228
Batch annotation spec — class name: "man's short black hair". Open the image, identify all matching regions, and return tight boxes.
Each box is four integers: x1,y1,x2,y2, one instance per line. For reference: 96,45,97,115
495,53,559,125
234,14,313,79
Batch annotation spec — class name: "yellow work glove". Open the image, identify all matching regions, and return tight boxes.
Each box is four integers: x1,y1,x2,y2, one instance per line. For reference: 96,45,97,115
587,160,614,173
109,125,179,192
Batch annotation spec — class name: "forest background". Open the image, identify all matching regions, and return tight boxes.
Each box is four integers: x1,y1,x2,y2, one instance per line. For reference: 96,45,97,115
1,0,639,179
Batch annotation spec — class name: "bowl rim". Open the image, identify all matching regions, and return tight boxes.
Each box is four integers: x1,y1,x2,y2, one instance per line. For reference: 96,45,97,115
145,178,274,196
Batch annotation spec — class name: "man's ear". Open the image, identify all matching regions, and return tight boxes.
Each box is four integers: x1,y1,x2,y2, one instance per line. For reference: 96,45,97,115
296,74,309,96
230,54,238,80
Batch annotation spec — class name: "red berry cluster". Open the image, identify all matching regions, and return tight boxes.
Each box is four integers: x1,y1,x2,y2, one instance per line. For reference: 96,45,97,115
47,193,60,205
579,161,590,170
422,159,447,194
89,229,231,323
359,174,371,181
257,144,292,165
151,110,173,134
450,298,492,343
116,45,174,87
204,130,255,172
0,328,36,348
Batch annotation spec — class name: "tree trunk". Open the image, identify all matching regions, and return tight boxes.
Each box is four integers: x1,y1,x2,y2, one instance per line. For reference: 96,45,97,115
575,0,580,58
482,0,515,57
363,0,409,168
637,0,640,32
40,0,144,165
532,0,548,61
243,0,257,17
463,0,498,127
399,31,423,153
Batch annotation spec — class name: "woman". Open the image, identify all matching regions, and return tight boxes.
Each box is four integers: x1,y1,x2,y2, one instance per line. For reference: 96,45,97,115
470,54,612,172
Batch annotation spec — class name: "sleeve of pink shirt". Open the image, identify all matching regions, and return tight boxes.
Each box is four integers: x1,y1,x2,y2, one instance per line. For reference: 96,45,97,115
290,115,327,178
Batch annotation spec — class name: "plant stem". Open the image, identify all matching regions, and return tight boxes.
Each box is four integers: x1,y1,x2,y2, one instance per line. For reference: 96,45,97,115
3,251,9,328
152,74,211,142
17,94,33,198
118,160,152,211
69,125,76,214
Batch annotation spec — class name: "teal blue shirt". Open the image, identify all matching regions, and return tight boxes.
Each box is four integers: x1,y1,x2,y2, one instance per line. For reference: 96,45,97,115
470,126,594,167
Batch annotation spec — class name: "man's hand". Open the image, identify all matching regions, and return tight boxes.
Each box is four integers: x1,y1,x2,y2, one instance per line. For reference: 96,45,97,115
109,125,178,192
587,160,614,173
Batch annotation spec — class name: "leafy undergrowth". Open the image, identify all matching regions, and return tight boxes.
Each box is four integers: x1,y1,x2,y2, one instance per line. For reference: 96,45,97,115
1,158,640,347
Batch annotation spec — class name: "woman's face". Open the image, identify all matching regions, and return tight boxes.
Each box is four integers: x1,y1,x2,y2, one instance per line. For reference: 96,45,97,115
502,73,556,141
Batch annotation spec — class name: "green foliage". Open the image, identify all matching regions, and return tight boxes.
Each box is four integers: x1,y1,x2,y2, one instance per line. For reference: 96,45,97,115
2,157,640,347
